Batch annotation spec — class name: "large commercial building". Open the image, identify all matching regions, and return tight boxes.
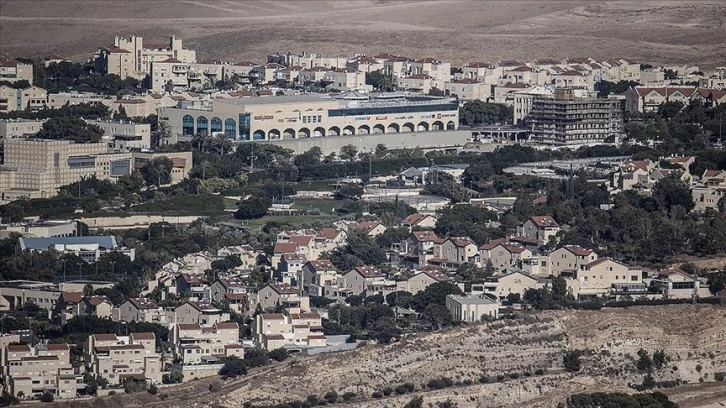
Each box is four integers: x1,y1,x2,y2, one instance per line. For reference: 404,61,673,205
0,139,132,202
89,120,151,149
528,88,623,147
160,92,459,142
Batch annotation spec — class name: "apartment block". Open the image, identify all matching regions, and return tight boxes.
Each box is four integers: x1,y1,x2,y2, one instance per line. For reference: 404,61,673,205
171,322,242,365
528,88,624,147
253,313,326,351
0,59,34,84
0,139,132,202
2,343,78,400
0,119,44,139
89,119,151,149
95,36,196,80
0,85,48,114
84,332,162,386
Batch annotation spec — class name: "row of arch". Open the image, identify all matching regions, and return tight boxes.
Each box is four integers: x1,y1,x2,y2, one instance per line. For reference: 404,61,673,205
182,115,237,137
255,120,456,140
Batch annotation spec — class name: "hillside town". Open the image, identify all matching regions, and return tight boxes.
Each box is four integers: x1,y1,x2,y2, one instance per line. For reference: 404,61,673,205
0,30,724,408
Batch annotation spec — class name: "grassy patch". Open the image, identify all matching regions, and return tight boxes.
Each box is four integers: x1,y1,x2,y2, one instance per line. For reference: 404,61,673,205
131,194,226,216
292,199,344,214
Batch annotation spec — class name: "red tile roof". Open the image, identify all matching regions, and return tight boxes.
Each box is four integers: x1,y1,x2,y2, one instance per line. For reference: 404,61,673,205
562,245,593,257
260,313,285,320
352,266,384,278
479,238,507,250
130,332,155,341
60,292,83,304
529,216,559,228
274,242,298,254
215,322,239,329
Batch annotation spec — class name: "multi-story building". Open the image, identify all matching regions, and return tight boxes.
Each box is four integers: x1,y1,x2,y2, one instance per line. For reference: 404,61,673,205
0,219,78,237
253,313,326,351
444,79,491,102
159,92,459,142
692,169,726,212
0,85,48,114
0,59,34,84
84,332,162,386
95,36,196,80
115,298,164,323
254,284,310,313
0,139,132,202
0,119,44,139
131,151,192,185
18,236,135,262
528,88,624,147
171,322,242,365
546,245,598,276
89,120,151,149
2,343,78,400
517,216,560,247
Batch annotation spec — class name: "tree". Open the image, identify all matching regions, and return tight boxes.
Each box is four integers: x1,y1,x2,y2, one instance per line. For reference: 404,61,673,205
141,157,173,187
365,71,394,91
456,262,490,281
404,396,424,408
339,144,358,161
424,303,452,329
0,203,24,223
35,116,104,142
653,349,666,369
334,184,364,200
636,348,653,372
410,282,464,312
219,357,248,377
459,100,512,126
563,350,583,372
234,196,272,220
268,348,289,362
215,132,231,156
294,146,323,166
155,120,174,147
652,174,694,213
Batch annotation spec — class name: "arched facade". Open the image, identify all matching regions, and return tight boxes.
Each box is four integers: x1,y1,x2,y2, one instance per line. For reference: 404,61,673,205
268,129,281,140
372,124,385,134
313,127,326,137
328,126,340,136
432,121,444,131
252,130,265,140
298,127,310,138
417,122,430,131
182,115,195,135
283,128,296,139
343,126,355,135
358,125,370,135
447,121,456,130
210,117,223,133
224,118,236,138
196,116,208,134
386,123,400,133
402,122,414,132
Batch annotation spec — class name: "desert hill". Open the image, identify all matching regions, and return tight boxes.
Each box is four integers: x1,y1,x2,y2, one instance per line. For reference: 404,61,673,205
1,1,725,68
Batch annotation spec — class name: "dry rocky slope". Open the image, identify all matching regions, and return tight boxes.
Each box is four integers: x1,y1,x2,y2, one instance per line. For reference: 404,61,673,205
1,1,725,68
52,304,726,408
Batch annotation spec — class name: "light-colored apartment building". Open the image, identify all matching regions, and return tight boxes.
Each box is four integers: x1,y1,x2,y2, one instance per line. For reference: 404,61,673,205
0,59,33,84
171,322,242,365
574,258,642,298
84,332,162,386
18,236,134,262
0,139,132,202
0,85,48,113
95,36,196,80
159,93,459,141
0,281,62,314
446,294,499,322
2,343,78,400
547,245,598,276
90,120,151,149
0,119,44,139
253,313,326,351
254,284,310,313
444,79,491,102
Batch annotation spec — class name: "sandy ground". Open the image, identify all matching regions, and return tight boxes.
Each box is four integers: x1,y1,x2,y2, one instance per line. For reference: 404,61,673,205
1,0,725,68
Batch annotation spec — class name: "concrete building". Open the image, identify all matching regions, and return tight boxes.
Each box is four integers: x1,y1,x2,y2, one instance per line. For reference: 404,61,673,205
444,79,491,102
95,36,196,80
2,343,78,400
0,139,132,202
131,150,192,185
255,284,310,313
90,120,151,149
171,321,242,365
0,281,62,314
547,245,598,276
528,88,623,147
115,298,164,323
1,219,77,237
0,119,44,139
517,216,561,247
18,236,134,262
574,258,642,298
160,92,459,142
84,332,162,386
253,313,326,351
446,294,499,322
0,59,33,84
0,85,48,113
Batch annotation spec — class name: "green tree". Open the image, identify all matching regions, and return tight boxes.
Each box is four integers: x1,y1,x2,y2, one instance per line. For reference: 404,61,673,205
268,348,289,362
563,350,583,372
459,100,512,126
35,117,104,142
219,357,248,377
339,144,359,161
636,348,653,372
652,174,694,213
141,157,173,187
294,146,323,166
234,196,272,220
424,303,452,329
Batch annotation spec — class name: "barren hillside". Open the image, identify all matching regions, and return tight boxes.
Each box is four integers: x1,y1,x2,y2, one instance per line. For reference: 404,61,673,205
50,304,726,408
1,0,725,67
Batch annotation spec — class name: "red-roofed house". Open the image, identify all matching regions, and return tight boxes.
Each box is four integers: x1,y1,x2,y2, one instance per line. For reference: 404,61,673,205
355,221,387,237
255,284,310,313
253,312,325,351
403,268,451,294
343,266,388,297
171,321,241,365
547,245,598,276
575,258,641,298
517,216,560,247
300,260,338,296
483,242,534,274
401,213,437,230
437,237,479,266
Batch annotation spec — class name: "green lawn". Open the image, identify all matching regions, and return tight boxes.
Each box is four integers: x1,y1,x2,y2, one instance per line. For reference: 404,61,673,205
131,194,227,216
292,199,343,214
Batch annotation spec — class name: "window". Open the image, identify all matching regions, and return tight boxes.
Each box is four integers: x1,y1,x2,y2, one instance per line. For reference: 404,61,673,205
196,116,208,134
224,118,236,138
182,115,194,135
210,117,222,133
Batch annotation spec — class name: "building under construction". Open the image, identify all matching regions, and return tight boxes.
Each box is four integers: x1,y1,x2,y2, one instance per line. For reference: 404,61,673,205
529,88,624,147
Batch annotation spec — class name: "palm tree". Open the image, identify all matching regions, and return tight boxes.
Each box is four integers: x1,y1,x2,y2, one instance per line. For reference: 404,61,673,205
215,133,231,157
192,131,210,152
155,121,174,147
199,159,212,180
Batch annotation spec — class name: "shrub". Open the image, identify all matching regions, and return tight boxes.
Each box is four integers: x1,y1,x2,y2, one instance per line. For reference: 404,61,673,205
40,393,54,403
306,395,320,406
696,364,703,373
148,384,158,395
508,373,519,379
209,380,223,393
219,357,248,377
395,385,409,395
403,396,424,408
642,374,656,389
715,372,725,382
372,391,383,398
403,383,415,392
342,392,356,401
269,348,289,362
108,391,117,396
463,379,473,385
564,350,583,372
382,387,393,396
323,391,338,403
496,375,505,382
479,375,490,383
534,369,545,375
